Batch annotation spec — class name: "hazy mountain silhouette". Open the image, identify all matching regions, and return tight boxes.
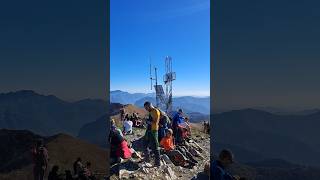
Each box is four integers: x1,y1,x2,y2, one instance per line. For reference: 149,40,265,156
110,90,210,114
213,108,320,167
0,90,108,136
110,90,154,104
78,103,145,147
187,112,210,123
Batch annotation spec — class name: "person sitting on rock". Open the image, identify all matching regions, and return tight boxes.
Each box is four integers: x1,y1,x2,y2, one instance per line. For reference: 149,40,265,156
48,165,63,180
212,149,244,180
83,162,96,180
123,117,133,135
110,119,132,165
177,117,192,143
172,109,185,143
135,113,144,128
160,129,197,168
65,170,73,180
110,119,123,137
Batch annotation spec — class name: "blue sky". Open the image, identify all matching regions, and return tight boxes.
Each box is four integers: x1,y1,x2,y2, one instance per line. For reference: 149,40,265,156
110,0,210,97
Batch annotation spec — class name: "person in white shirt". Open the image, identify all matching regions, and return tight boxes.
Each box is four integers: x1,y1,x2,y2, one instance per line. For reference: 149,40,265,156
123,118,133,135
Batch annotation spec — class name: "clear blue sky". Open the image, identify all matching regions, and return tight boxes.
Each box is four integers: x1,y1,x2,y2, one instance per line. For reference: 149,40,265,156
110,0,210,97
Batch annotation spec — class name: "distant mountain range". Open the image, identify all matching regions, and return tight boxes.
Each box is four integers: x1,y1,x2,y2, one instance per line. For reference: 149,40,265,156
213,108,320,167
110,90,210,114
78,103,148,148
0,90,209,139
0,90,108,136
110,90,155,104
78,103,124,148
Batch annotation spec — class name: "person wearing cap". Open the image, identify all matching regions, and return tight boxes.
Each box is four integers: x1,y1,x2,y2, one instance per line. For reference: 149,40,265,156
212,149,240,180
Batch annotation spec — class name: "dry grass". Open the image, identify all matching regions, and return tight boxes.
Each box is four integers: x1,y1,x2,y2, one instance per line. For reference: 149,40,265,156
0,134,109,180
112,104,148,127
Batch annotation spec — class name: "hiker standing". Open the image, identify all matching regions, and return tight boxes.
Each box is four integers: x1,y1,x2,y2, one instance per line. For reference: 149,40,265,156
143,101,161,166
73,157,83,176
120,106,125,121
32,139,49,180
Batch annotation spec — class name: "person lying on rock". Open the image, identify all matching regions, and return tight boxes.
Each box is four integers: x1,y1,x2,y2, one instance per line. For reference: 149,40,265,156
160,129,198,169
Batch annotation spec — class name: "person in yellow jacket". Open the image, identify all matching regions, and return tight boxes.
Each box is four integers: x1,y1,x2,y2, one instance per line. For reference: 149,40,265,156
143,101,161,166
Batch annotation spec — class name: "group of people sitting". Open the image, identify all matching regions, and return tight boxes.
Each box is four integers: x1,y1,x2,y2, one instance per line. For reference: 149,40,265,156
121,112,145,135
47,158,96,180
31,138,96,180
109,101,202,169
125,113,144,128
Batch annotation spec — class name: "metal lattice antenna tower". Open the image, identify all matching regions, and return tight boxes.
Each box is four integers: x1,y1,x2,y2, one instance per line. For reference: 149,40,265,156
164,56,176,113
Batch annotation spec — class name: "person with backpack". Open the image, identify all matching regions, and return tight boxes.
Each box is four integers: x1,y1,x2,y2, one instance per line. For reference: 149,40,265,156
143,101,161,167
156,108,170,142
32,139,49,180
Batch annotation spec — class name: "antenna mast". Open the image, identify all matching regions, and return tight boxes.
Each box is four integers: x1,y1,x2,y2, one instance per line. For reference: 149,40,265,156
164,56,176,113
149,58,161,107
148,56,175,111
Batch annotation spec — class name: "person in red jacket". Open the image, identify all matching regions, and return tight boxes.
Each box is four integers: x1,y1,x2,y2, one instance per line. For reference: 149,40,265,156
109,121,132,165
